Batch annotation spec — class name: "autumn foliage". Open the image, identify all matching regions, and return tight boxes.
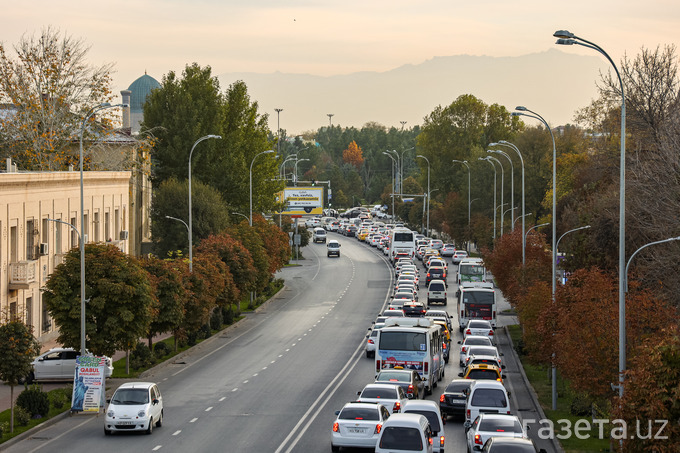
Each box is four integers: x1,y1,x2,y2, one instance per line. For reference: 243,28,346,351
343,141,364,170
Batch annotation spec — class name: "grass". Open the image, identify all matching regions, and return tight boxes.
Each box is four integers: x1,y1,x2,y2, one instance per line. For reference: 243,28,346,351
0,386,72,444
507,325,612,453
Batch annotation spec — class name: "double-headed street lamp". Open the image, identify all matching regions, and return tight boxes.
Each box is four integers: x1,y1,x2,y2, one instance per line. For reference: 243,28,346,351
478,157,497,239
514,212,532,229
554,29,628,400
487,156,505,236
294,158,309,186
188,135,222,272
416,155,431,236
79,102,126,355
488,150,515,230
250,150,276,226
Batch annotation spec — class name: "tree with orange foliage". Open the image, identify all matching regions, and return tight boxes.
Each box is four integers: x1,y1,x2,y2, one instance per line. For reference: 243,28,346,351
252,215,291,274
343,141,364,170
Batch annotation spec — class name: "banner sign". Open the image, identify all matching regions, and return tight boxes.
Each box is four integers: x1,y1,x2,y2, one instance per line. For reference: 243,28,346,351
71,356,107,413
276,187,324,215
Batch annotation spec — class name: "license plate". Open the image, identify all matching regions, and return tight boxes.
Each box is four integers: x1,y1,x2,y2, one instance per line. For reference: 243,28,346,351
117,421,133,425
348,428,366,434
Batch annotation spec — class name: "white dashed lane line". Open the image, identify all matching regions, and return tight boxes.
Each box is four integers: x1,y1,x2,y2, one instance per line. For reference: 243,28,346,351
219,397,226,402
190,418,198,423
205,407,213,412
153,446,162,451
172,430,181,436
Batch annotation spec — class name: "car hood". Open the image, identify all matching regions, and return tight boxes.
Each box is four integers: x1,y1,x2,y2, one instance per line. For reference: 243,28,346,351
107,402,149,417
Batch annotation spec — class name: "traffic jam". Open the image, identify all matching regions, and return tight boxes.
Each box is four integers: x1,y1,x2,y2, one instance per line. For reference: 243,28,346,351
317,214,545,453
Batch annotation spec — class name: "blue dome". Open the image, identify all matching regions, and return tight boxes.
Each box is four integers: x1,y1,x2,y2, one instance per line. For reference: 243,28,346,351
127,74,160,114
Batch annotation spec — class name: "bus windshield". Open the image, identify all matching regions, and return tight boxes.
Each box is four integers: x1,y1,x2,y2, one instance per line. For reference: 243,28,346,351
393,232,414,242
462,291,494,305
379,331,427,351
460,264,484,275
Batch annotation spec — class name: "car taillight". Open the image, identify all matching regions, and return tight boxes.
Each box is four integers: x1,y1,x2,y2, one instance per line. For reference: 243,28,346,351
465,329,471,335
393,402,401,412
424,362,428,373
462,346,467,352
475,434,482,445
408,384,414,394
427,273,431,277
427,292,430,297
497,378,503,382
489,330,494,336
467,409,471,419
493,310,496,319
444,293,447,298
428,437,433,446
333,422,339,432
440,394,445,402
440,436,445,447
443,342,447,350
376,360,381,372
368,339,374,344
375,423,382,434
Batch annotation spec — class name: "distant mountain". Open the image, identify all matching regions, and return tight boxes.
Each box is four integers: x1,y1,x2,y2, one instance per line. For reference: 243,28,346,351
218,49,606,135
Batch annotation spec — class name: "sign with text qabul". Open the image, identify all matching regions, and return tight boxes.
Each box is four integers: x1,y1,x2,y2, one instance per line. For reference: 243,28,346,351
71,356,106,413
276,187,324,215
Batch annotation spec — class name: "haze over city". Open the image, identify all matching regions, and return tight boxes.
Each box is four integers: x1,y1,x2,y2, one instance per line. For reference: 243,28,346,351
2,0,679,132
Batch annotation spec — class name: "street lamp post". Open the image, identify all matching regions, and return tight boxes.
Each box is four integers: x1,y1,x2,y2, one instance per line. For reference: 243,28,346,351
384,152,397,223
487,156,505,236
452,160,471,226
514,212,532,229
79,102,125,355
165,216,190,257
327,113,334,127
625,237,680,292
399,147,415,196
554,29,627,400
250,150,276,226
189,135,222,273
385,149,401,195
555,226,591,284
294,158,310,186
231,212,249,223
478,157,497,239
525,223,550,258
280,154,297,180
492,141,526,264
417,155,430,236
489,150,515,230
275,108,283,157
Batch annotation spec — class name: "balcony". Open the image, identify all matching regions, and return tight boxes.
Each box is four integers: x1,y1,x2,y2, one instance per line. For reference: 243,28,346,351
9,260,38,289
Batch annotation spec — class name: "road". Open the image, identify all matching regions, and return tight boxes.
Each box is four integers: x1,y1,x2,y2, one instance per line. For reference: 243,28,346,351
5,234,555,453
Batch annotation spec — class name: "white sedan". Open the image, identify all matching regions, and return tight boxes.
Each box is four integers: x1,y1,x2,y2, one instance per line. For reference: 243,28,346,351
357,383,408,414
465,413,528,451
332,401,391,452
105,382,163,435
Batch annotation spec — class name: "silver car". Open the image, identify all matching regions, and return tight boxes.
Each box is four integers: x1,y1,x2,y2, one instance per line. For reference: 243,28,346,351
26,348,113,383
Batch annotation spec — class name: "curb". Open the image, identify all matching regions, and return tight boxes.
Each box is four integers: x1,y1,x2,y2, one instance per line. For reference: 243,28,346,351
504,325,565,453
0,409,71,449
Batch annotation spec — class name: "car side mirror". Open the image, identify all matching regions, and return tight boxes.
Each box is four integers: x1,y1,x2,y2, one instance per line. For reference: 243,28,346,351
502,374,507,380
457,341,462,344
106,398,111,403
335,410,340,416
152,399,159,405
458,372,463,377
500,353,504,356
501,365,506,369
357,391,361,396
464,420,471,430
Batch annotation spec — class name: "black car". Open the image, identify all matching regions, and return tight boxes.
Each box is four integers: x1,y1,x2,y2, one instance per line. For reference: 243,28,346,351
426,266,447,286
344,225,358,237
402,301,426,317
439,379,473,418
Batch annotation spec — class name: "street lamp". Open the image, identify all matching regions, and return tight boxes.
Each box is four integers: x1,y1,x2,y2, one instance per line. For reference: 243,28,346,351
294,158,310,186
489,150,515,230
399,147,415,196
555,225,591,283
487,156,505,236
188,134,222,273
250,150,276,226
525,223,550,255
232,212,249,223
491,141,526,264
625,237,680,292
275,108,283,157
327,113,334,127
452,160,471,226
417,155,430,236
280,154,297,180
478,157,497,239
554,29,627,400
385,149,401,195
384,152,397,223
514,212,532,229
165,216,190,259
79,102,125,355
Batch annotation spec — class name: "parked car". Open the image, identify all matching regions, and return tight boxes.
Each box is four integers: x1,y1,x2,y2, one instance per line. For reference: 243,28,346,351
357,383,408,414
466,413,528,452
439,379,473,419
375,368,426,400
375,413,435,453
331,401,391,452
104,382,163,435
25,348,113,383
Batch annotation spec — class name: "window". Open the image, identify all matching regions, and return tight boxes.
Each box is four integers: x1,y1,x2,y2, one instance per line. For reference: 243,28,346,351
55,220,62,255
361,388,397,399
10,225,18,262
26,297,32,328
26,219,36,259
42,303,51,333
339,407,380,421
379,427,423,450
83,213,89,242
93,212,100,242
70,217,77,248
105,211,110,241
379,331,426,351
471,389,507,407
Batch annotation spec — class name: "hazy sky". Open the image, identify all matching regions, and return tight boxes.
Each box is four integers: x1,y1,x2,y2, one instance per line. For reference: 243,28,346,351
2,0,679,130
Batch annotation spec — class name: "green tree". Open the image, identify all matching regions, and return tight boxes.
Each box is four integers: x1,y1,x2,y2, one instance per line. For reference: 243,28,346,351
150,177,230,258
0,27,115,171
196,231,256,297
43,243,153,358
0,320,40,433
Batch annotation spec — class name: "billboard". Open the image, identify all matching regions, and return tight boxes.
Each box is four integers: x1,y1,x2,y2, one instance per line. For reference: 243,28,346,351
71,356,107,413
276,187,324,215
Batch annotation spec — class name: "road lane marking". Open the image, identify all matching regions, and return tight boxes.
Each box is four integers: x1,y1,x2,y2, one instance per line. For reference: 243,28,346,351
173,430,181,435
190,418,198,423
205,407,213,412
219,397,226,401
232,388,238,392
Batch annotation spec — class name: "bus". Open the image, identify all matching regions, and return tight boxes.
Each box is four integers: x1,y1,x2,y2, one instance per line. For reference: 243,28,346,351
389,228,416,264
456,284,497,331
375,318,444,395
456,258,488,285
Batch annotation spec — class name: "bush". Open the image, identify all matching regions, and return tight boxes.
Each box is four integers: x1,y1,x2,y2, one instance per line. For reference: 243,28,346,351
200,323,212,339
14,405,31,426
570,393,592,416
210,309,223,331
130,342,155,370
222,304,234,325
153,342,170,359
50,389,68,409
16,384,50,418
0,421,9,437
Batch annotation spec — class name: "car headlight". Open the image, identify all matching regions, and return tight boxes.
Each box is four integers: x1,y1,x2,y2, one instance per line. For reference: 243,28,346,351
107,410,115,418
138,410,147,418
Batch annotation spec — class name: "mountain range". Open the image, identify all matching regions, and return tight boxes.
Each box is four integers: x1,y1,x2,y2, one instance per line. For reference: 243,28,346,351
218,49,607,135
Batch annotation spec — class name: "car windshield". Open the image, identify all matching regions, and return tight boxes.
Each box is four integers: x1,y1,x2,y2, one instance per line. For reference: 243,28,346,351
469,321,491,329
379,427,423,450
339,407,380,421
445,381,472,393
467,369,500,380
111,388,149,405
469,347,498,356
377,372,410,382
404,409,441,432
379,331,427,351
471,389,507,407
429,283,445,291
361,388,397,399
465,337,492,346
479,418,523,433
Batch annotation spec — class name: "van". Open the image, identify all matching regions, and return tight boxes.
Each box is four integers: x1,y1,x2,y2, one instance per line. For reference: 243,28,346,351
402,400,446,453
313,227,327,243
327,240,341,257
465,380,511,422
375,413,434,453
427,280,447,306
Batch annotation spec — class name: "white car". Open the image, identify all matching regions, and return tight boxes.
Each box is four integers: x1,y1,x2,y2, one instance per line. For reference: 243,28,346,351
313,227,327,243
402,400,446,453
26,348,113,383
451,250,469,264
465,413,528,451
366,328,380,358
357,383,408,414
461,345,502,369
463,320,495,341
458,335,493,366
375,413,434,453
331,401,391,452
105,382,163,435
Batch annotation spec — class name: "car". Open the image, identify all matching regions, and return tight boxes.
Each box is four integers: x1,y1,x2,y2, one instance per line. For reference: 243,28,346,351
458,363,506,383
402,400,446,453
466,413,528,452
375,413,435,453
458,335,494,366
357,383,408,414
402,301,427,317
25,348,113,383
394,283,419,301
465,380,511,422
393,291,416,302
375,368,426,399
424,309,454,333
327,240,341,257
383,309,406,317
439,379,473,418
429,239,444,250
331,401,391,452
104,382,163,435
466,355,506,371
480,437,547,453
427,258,448,271
440,244,456,257
396,273,418,288
313,227,327,243
345,225,358,237
462,345,503,369
452,250,469,264
426,266,447,286
366,328,380,358
427,280,447,306
463,320,495,341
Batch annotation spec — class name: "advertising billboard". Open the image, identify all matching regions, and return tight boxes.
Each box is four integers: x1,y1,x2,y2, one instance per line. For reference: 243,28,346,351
71,356,107,413
276,187,324,215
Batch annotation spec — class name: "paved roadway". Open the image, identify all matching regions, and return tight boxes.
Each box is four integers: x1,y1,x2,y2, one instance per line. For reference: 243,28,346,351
5,233,555,453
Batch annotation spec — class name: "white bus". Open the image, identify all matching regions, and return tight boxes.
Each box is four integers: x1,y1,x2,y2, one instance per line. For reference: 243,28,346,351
456,284,497,331
456,258,488,286
375,318,444,395
389,228,416,264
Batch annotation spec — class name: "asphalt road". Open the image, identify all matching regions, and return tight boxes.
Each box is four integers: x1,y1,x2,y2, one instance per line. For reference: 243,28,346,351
5,234,557,453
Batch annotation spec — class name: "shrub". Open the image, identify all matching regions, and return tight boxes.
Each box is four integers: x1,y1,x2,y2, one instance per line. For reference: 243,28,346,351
210,309,223,331
16,385,50,418
570,393,592,416
14,405,31,426
222,304,234,325
50,389,68,409
0,421,9,437
200,323,212,339
153,342,170,359
130,342,154,370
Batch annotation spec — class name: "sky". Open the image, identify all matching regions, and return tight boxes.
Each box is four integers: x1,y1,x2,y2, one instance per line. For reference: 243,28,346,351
1,0,679,132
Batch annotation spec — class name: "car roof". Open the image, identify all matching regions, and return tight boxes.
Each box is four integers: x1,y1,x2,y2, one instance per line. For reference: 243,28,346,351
116,382,156,389
402,399,440,412
342,401,384,410
382,413,429,429
364,383,402,391
470,380,507,390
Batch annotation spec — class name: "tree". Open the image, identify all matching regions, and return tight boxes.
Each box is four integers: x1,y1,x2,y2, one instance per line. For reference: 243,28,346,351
227,222,270,293
43,243,153,358
252,215,291,274
0,27,115,170
0,320,40,433
196,231,256,296
343,140,364,170
150,177,230,258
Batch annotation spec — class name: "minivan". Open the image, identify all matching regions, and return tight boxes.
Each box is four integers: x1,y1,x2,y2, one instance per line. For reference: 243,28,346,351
375,413,434,453
313,227,327,243
402,400,446,453
465,380,511,422
427,280,447,306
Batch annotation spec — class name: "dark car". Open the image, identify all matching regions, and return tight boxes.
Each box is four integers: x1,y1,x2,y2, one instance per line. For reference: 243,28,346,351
375,368,427,400
426,266,447,286
402,301,427,317
344,225,358,237
439,379,473,418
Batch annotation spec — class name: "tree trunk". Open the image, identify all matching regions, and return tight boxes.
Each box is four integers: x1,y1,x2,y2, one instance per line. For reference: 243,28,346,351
10,384,14,433
125,349,130,375
148,335,153,351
